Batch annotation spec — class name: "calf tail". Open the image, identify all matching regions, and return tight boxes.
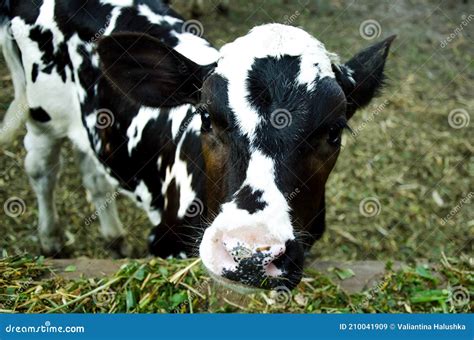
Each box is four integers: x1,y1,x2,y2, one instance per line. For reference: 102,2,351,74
0,0,28,146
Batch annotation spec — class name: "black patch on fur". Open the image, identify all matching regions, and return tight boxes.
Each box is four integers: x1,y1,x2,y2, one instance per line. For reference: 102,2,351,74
29,27,73,83
54,0,114,41
234,185,266,214
31,63,39,82
246,55,303,117
202,75,232,130
30,107,51,122
9,0,42,25
29,27,54,62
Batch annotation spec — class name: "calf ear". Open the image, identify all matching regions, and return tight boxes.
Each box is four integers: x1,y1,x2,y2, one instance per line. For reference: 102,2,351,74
97,33,215,107
332,35,396,119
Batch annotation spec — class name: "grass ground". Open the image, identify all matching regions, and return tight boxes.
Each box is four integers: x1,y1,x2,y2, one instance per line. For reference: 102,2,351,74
0,0,472,312
0,254,472,313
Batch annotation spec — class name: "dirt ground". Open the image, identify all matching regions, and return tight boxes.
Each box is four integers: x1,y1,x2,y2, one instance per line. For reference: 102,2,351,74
0,0,472,266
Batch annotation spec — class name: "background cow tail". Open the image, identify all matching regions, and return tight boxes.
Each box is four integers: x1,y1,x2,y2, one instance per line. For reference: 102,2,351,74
0,0,28,146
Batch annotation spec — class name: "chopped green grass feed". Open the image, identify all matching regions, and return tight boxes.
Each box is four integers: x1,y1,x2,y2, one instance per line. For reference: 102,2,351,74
1,255,472,313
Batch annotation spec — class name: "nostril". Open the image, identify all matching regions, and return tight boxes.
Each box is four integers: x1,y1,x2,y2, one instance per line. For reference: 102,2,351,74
260,244,286,277
261,244,286,260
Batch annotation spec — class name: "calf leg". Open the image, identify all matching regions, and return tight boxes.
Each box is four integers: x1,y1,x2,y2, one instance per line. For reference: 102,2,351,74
24,128,65,256
76,150,129,258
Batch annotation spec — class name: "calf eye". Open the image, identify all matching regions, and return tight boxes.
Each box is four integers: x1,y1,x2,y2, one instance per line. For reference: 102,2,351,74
327,126,343,146
200,111,212,133
326,118,348,147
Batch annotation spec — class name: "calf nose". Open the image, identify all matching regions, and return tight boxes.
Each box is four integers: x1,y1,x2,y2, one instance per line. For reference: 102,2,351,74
200,224,305,289
221,229,286,277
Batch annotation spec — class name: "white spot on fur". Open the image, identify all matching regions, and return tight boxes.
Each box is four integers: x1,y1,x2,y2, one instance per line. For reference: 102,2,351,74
161,130,198,219
138,4,182,26
134,181,161,225
104,7,122,36
99,0,133,7
36,0,65,46
127,106,161,155
170,105,190,139
173,32,220,66
200,150,294,275
137,3,218,66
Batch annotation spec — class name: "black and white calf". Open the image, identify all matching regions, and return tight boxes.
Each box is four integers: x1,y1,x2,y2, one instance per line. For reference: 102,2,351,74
0,0,394,290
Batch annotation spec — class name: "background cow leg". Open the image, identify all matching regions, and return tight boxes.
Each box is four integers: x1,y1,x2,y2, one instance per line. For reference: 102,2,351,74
24,127,65,257
75,150,129,258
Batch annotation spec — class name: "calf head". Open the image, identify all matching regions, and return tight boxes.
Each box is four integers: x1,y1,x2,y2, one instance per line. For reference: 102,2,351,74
98,24,395,290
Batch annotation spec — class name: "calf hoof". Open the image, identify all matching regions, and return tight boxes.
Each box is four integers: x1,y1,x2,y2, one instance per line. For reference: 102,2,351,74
105,236,131,259
41,245,72,258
